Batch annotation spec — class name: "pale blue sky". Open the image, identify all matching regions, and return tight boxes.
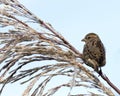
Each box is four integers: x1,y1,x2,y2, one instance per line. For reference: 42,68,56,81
2,0,120,96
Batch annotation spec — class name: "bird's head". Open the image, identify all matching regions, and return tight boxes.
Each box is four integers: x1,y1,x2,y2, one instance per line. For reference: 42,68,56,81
81,33,99,43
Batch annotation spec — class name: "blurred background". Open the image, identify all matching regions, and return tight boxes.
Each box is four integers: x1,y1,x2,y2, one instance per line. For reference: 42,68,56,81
2,0,120,96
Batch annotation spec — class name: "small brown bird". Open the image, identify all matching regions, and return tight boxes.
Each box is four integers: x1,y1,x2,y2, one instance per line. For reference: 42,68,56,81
81,33,106,72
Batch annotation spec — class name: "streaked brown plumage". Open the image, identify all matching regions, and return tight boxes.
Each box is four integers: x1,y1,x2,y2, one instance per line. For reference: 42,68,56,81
82,33,106,72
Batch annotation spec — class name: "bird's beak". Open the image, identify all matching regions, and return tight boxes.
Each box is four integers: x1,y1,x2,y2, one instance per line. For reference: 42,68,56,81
81,38,86,42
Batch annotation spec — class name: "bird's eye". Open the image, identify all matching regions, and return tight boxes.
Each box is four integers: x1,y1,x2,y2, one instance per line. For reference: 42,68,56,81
87,36,91,39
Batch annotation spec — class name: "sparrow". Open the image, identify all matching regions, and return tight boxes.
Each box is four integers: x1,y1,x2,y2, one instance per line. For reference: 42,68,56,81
81,33,106,73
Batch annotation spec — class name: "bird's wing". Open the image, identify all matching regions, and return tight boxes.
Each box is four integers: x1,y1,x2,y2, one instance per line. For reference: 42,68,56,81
90,40,106,66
